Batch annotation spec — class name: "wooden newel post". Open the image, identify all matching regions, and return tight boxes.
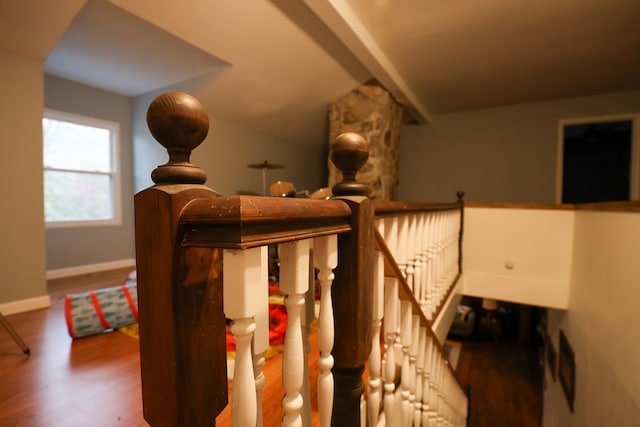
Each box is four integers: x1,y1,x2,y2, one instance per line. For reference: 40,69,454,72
134,91,228,427
329,132,374,426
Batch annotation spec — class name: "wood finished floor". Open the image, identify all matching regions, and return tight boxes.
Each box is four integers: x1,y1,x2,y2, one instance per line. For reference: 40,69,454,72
0,270,320,427
1,271,541,426
455,339,543,427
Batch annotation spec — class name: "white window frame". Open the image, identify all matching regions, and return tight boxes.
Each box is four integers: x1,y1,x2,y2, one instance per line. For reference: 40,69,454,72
555,113,640,204
43,108,122,228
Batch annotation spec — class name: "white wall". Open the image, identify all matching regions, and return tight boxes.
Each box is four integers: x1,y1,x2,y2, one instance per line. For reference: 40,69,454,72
44,75,135,270
543,210,640,426
0,50,48,309
399,90,640,204
462,206,574,309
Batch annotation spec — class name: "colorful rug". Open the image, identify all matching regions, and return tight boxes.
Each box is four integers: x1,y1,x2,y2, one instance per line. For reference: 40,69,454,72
117,301,291,361
118,282,318,363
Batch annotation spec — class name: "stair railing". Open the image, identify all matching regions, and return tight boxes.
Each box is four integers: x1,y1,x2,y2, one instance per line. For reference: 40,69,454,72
134,91,376,426
134,91,468,427
367,200,468,426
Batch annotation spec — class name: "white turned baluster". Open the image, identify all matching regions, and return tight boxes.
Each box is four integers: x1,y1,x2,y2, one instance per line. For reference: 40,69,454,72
381,217,400,425
383,274,399,425
397,215,411,426
413,327,424,427
398,215,409,278
254,246,269,427
444,212,454,290
436,212,446,310
441,212,448,292
421,337,432,427
433,352,441,426
451,210,461,280
368,247,384,427
415,214,427,313
300,246,316,427
425,214,436,320
253,351,266,427
313,235,337,427
400,300,412,426
408,314,420,426
438,359,446,426
446,212,455,285
230,318,257,426
428,342,439,427
224,246,269,427
406,214,417,296
279,239,310,427
431,212,440,312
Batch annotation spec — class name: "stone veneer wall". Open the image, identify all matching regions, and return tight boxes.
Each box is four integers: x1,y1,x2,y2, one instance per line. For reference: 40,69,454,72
328,83,404,200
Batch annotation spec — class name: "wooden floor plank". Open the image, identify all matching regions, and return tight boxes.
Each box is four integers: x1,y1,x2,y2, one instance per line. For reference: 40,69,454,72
455,340,543,427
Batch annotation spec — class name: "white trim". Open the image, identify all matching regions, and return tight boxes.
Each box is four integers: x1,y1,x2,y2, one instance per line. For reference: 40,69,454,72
46,258,136,280
43,108,122,228
556,113,640,203
0,295,51,315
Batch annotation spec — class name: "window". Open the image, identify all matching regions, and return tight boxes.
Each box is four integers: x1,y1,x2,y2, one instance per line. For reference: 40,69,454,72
43,109,121,227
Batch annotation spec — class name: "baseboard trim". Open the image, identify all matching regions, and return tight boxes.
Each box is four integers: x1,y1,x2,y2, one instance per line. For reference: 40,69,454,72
0,295,51,315
46,259,136,281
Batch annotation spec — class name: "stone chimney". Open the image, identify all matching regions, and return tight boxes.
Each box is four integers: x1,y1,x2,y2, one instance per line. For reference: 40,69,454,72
328,81,404,201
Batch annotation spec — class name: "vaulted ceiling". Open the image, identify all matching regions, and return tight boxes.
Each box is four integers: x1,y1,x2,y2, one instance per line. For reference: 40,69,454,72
2,0,640,149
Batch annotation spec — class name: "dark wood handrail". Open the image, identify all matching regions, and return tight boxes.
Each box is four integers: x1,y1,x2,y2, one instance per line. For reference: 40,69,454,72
573,200,640,212
465,200,640,212
373,200,462,217
179,195,352,249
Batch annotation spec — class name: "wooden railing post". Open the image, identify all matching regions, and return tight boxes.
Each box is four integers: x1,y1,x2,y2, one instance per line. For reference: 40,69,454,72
134,92,228,427
329,133,374,426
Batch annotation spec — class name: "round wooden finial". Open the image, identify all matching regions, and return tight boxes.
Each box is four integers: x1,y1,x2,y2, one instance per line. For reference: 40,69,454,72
146,91,208,184
330,132,369,196
456,190,465,202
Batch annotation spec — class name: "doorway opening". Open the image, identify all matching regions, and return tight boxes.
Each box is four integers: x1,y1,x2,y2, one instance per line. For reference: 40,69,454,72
557,115,639,204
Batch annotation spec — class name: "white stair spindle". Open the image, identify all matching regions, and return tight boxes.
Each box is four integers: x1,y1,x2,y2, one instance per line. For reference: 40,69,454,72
313,235,337,427
408,315,420,426
421,336,432,427
425,214,436,320
300,247,316,427
253,351,266,427
383,276,399,425
230,318,257,427
398,215,409,278
413,325,426,427
400,300,412,426
254,246,269,427
415,214,426,312
406,214,417,294
279,240,311,427
223,246,269,427
368,247,385,427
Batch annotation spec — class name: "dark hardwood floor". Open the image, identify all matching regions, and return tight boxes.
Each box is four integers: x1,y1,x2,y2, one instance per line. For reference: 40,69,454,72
1,271,542,426
454,335,544,427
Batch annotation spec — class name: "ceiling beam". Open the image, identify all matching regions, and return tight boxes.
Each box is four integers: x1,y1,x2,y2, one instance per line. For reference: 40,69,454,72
304,0,431,123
